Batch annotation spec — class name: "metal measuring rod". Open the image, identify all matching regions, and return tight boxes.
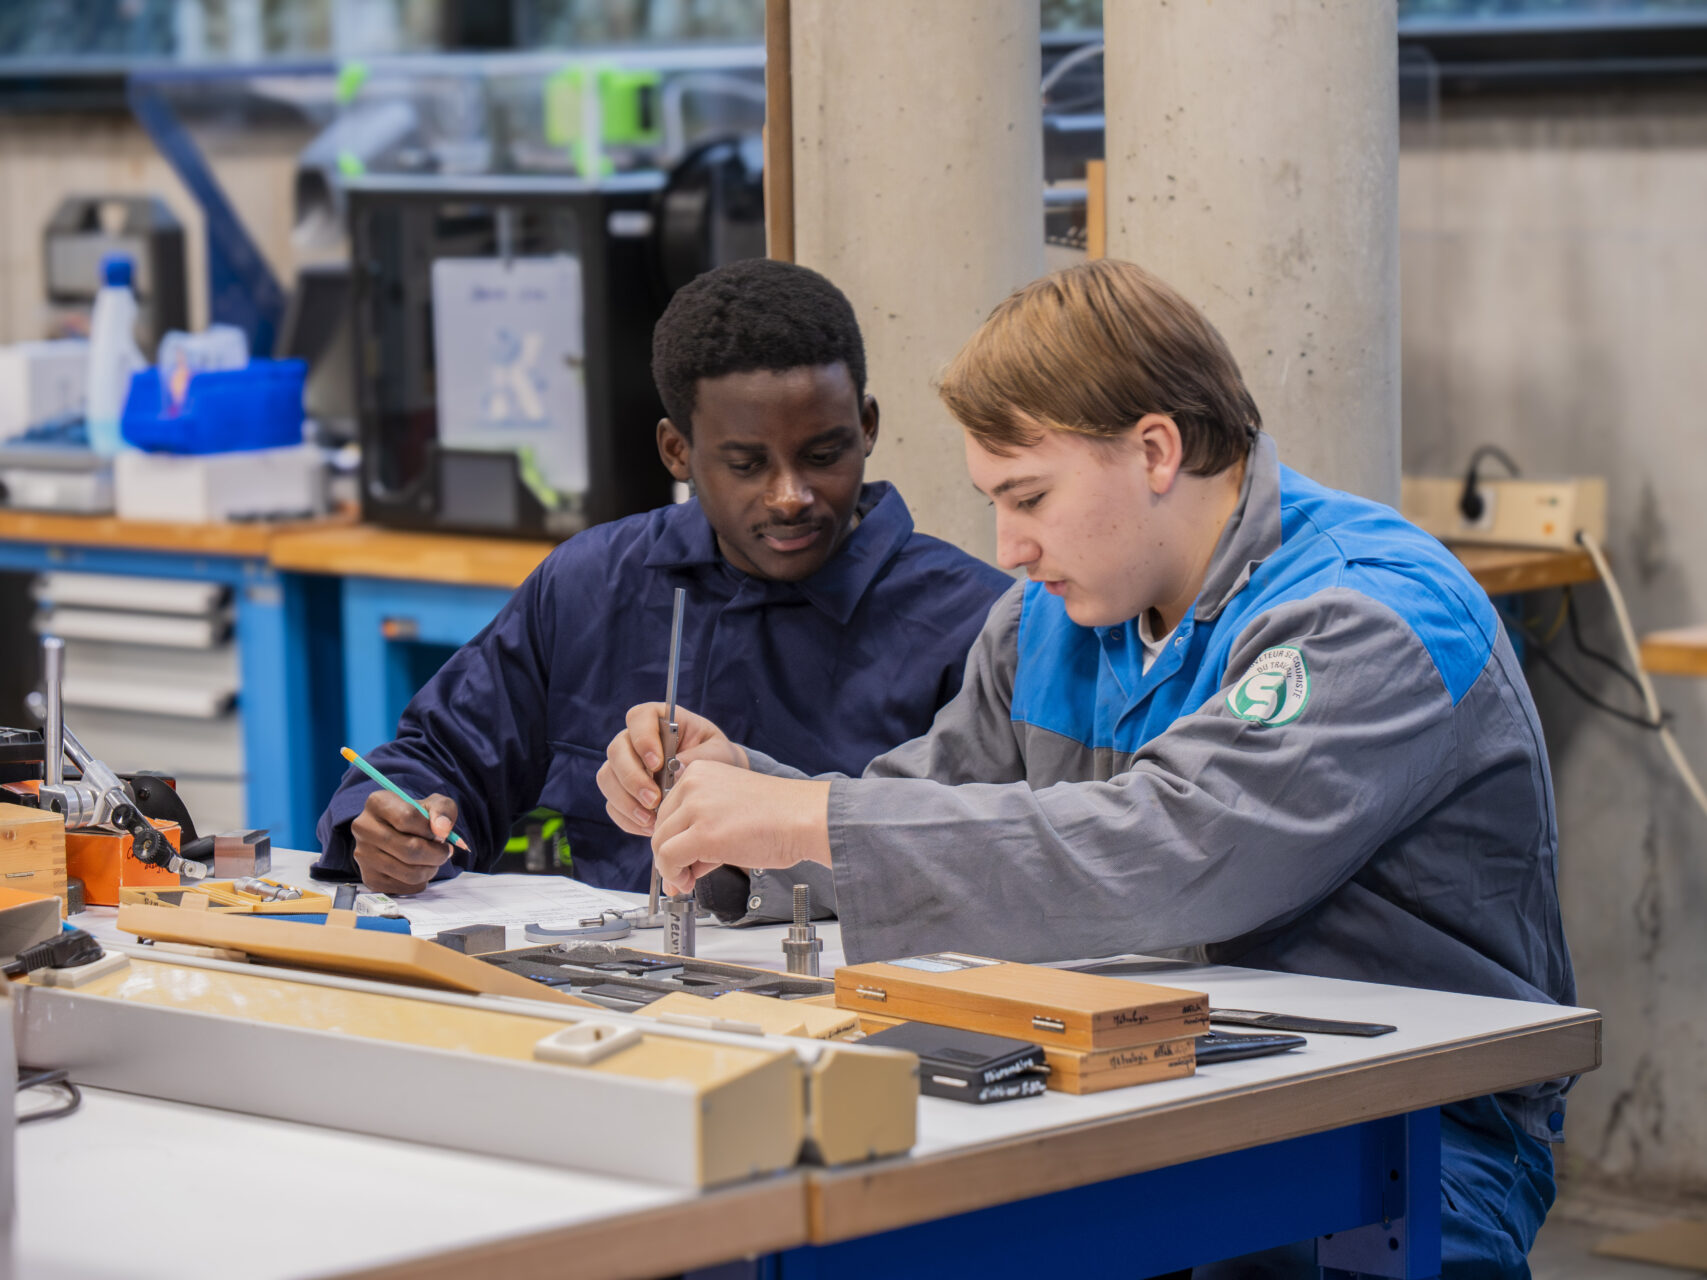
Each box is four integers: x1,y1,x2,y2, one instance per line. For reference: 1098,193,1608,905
34,637,207,880
650,588,698,957
233,876,302,902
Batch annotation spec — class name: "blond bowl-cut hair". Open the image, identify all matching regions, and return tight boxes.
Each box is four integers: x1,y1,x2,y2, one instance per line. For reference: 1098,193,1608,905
937,259,1261,475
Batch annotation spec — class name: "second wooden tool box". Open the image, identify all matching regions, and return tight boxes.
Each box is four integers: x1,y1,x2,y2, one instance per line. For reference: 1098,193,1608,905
835,951,1208,1051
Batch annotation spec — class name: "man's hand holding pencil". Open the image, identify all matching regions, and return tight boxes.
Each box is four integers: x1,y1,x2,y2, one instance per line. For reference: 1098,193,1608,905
341,746,466,895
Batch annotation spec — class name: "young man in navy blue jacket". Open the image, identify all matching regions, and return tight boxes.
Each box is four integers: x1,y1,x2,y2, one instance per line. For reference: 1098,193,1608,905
315,258,1011,904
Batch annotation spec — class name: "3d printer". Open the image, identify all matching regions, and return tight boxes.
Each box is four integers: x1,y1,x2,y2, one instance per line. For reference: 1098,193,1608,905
349,136,765,541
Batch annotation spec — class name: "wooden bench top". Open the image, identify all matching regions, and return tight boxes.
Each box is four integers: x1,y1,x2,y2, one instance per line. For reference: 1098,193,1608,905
1640,626,1707,678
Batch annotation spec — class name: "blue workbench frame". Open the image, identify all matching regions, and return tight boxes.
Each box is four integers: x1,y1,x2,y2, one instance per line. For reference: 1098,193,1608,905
0,540,341,850
340,575,516,754
0,537,517,846
694,1109,1441,1280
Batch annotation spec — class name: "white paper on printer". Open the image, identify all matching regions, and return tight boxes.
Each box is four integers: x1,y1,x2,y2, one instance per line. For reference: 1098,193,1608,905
431,255,589,497
394,872,633,935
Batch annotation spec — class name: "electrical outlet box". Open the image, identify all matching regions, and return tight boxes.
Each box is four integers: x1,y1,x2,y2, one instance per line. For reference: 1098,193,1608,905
1401,475,1607,550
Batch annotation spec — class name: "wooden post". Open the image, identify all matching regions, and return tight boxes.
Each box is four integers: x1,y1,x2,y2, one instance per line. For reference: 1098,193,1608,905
763,0,795,262
1085,159,1106,260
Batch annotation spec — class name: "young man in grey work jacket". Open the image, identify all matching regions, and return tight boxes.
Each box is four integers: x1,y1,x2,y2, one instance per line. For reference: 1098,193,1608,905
600,259,1577,1278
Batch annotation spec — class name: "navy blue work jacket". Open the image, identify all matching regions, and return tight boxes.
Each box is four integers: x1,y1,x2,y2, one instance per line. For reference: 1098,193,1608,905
315,483,1011,891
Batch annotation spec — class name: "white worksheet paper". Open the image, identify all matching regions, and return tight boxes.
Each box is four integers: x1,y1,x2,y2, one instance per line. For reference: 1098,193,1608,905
393,873,633,935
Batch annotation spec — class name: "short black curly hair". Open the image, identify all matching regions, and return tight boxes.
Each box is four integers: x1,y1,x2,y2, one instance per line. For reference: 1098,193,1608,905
651,258,867,437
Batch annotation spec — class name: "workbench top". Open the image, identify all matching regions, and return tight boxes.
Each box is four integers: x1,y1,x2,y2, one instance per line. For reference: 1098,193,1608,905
1640,624,1707,677
1449,544,1599,595
1,510,1600,598
266,523,559,589
0,508,353,560
32,849,1599,1280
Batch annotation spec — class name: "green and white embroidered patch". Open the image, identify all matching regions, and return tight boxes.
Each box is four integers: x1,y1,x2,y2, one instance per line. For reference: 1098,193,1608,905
1226,645,1310,726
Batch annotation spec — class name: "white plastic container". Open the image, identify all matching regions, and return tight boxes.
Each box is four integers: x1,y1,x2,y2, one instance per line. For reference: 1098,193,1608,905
113,442,328,523
0,339,87,436
84,253,145,455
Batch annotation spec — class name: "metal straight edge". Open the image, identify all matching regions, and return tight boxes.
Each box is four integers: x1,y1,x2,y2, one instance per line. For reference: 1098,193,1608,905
16,981,733,1188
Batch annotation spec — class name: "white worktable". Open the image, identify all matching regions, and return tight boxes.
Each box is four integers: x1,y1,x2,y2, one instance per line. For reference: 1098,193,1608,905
20,851,1600,1280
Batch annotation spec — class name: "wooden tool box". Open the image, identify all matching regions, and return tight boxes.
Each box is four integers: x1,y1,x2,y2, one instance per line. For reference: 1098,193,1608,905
835,952,1208,1051
853,1009,1198,1095
0,801,67,905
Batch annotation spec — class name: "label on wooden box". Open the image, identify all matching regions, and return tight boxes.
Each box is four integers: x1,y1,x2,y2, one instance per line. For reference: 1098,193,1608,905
1041,1036,1198,1094
835,953,1208,1051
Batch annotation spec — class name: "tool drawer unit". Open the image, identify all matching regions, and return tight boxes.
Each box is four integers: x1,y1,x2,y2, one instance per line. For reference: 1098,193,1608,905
0,516,339,850
30,571,244,832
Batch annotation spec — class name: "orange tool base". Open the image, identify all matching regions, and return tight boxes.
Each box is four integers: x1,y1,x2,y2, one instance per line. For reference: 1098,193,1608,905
65,822,181,906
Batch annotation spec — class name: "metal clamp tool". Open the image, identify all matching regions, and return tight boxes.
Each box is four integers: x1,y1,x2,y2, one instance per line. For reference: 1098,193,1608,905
35,637,207,880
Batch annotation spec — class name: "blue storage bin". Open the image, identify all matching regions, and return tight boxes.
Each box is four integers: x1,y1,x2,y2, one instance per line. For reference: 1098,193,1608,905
120,358,306,454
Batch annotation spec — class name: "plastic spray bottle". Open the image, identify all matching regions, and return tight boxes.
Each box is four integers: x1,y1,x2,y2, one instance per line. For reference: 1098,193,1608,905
84,252,145,455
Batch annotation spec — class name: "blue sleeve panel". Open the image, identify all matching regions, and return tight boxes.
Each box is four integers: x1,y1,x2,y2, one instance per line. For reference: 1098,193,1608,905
1010,462,1506,755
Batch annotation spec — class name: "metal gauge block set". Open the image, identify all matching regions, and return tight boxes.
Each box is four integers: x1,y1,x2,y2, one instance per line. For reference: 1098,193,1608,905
478,941,835,1013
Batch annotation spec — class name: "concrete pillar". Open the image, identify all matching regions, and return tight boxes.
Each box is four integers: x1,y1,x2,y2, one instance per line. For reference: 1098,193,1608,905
1103,1,1400,503
788,0,1044,560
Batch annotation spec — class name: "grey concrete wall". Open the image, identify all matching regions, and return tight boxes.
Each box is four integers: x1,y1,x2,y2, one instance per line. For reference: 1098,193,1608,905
1103,0,1400,503
788,0,1044,561
1400,91,1707,1199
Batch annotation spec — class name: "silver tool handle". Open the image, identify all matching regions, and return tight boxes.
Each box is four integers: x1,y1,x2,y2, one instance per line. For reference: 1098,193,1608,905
647,716,682,922
28,686,189,873
26,690,124,797
40,637,64,788
663,587,686,721
656,716,680,797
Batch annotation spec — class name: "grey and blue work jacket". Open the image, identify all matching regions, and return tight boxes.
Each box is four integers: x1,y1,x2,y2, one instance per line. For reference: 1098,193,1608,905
749,433,1577,1141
